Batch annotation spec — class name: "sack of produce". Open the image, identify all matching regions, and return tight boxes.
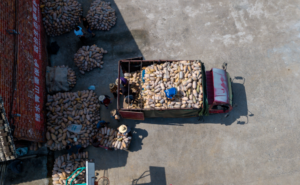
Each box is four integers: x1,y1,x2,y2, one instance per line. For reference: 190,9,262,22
57,65,76,89
40,0,83,36
86,0,117,31
46,66,76,93
112,131,131,150
74,45,107,74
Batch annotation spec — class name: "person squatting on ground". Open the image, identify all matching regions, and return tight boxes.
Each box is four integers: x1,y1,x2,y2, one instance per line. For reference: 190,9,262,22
99,95,111,109
66,143,83,155
81,17,95,37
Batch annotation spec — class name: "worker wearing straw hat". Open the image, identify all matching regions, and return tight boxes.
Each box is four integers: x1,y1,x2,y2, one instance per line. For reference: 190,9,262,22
109,83,117,98
115,77,128,87
118,125,131,135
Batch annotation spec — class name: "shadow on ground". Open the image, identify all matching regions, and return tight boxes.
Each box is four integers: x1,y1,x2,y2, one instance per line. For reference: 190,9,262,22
49,0,145,173
132,166,167,185
200,78,251,126
129,128,148,152
6,0,144,184
4,155,49,185
129,77,250,126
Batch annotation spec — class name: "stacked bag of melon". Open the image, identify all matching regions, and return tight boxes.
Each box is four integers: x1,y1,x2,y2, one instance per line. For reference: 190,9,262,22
112,125,131,150
123,71,141,85
74,45,107,74
45,91,101,151
113,132,131,150
52,152,88,185
141,60,203,109
86,0,117,31
40,0,83,36
94,126,118,148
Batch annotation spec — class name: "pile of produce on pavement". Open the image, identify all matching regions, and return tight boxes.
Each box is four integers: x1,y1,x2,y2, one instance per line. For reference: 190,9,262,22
0,97,16,161
113,131,131,150
52,152,89,185
45,90,101,151
74,45,107,74
124,60,203,110
86,0,117,31
41,0,83,36
93,125,131,150
94,126,118,148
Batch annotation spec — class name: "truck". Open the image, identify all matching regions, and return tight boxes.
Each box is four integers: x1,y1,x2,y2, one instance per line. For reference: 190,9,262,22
117,58,233,120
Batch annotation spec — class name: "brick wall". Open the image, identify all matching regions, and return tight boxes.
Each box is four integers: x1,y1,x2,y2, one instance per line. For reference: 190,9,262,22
0,1,15,129
0,0,46,142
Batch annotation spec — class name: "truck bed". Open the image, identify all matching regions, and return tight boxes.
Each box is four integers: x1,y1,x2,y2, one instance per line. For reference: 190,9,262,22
117,59,208,119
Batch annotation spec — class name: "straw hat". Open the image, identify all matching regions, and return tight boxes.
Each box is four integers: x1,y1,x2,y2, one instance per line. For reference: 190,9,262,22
109,83,115,89
119,125,127,133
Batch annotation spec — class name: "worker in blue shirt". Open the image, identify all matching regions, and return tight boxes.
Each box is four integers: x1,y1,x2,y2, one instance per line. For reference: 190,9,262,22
97,120,110,129
66,143,82,155
74,26,86,43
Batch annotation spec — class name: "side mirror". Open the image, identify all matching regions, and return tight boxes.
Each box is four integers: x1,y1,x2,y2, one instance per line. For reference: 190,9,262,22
222,62,227,70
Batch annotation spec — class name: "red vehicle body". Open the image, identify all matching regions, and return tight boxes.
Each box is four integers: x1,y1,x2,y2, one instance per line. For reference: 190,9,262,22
117,59,233,120
206,68,233,114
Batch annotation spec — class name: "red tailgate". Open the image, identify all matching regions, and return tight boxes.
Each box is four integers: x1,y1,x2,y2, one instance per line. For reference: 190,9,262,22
119,111,145,120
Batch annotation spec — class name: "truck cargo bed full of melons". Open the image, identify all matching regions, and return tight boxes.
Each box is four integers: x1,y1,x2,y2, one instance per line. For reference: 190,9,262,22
117,59,209,118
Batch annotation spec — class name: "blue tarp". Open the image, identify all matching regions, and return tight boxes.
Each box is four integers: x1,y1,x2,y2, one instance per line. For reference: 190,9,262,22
164,87,177,99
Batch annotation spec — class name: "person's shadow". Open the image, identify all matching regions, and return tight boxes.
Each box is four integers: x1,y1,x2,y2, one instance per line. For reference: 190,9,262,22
129,128,148,152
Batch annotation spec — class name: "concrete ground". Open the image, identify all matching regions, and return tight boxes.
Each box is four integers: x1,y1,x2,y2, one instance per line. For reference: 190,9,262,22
9,0,300,184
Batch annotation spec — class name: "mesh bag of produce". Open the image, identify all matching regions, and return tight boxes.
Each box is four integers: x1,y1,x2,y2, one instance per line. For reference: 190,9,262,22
41,0,83,36
86,0,117,31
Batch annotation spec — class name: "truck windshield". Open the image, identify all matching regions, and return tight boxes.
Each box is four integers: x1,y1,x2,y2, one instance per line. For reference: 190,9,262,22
226,72,233,106
212,104,229,111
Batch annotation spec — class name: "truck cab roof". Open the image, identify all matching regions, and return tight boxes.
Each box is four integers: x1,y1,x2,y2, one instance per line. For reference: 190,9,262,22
206,68,230,104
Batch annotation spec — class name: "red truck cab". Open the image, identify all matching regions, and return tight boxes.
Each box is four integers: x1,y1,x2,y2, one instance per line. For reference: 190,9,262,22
206,68,233,114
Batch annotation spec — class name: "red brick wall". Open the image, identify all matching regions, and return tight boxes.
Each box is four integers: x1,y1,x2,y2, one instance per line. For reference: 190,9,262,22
0,1,15,127
0,0,46,142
